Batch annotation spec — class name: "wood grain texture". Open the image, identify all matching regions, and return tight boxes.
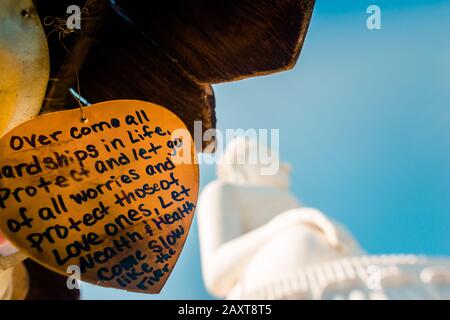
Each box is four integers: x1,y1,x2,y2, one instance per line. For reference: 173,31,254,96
35,0,315,151
78,10,216,148
114,0,316,84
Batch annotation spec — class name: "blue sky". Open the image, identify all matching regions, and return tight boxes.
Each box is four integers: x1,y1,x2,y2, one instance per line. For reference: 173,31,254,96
83,0,450,299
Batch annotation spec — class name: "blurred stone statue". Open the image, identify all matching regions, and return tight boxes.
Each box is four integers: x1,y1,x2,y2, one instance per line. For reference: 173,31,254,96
197,137,450,299
0,1,79,300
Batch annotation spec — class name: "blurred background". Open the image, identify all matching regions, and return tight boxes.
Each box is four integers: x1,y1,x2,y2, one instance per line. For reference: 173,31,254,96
83,0,450,299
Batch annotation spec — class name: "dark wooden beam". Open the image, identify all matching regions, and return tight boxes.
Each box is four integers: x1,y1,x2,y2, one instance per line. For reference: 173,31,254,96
114,0,316,84
35,0,315,151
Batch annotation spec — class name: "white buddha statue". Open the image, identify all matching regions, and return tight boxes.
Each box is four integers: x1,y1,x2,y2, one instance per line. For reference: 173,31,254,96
197,137,450,299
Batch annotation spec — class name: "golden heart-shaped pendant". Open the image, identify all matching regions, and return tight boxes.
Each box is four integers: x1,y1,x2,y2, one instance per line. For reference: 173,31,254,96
0,100,199,293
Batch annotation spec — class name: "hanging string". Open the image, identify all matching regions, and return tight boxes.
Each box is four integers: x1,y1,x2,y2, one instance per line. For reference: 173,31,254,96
44,7,96,123
72,70,89,123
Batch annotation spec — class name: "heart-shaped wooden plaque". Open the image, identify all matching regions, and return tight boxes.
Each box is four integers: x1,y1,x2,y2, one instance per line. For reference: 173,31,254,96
0,100,199,293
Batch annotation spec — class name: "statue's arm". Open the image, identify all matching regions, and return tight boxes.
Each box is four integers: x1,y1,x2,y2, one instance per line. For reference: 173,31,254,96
201,222,279,298
197,181,355,297
197,181,262,297
197,182,276,297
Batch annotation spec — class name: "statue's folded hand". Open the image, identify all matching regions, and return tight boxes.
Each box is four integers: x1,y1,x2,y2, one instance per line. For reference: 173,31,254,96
267,207,341,249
